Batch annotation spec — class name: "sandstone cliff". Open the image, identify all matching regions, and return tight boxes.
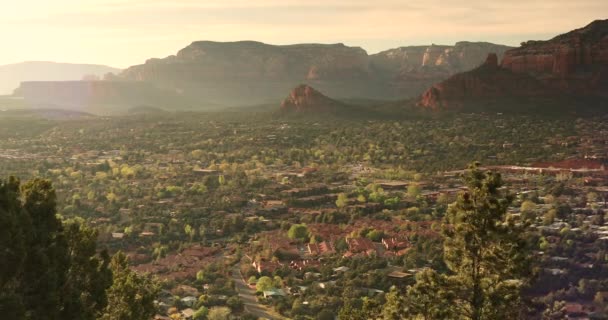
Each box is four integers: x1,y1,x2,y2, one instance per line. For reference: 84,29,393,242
501,19,608,96
418,20,608,110
370,42,512,79
122,41,370,83
118,41,510,105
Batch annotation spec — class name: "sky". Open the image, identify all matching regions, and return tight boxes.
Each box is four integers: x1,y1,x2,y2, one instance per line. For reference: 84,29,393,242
1,0,606,68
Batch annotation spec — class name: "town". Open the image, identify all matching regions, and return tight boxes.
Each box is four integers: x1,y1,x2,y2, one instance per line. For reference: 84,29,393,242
1,111,607,319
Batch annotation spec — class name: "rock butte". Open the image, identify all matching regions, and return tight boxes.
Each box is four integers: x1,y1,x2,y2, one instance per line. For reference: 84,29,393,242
280,84,343,112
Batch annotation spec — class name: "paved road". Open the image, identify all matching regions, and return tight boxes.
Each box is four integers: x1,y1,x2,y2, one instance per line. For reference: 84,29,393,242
231,266,288,320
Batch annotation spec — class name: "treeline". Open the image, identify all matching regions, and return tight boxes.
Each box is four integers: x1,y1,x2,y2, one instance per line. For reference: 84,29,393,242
0,177,158,320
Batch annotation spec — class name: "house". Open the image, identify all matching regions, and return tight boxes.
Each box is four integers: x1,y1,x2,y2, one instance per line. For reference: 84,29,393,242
289,259,320,271
252,260,283,274
307,241,335,256
563,303,587,319
192,168,219,176
173,285,199,297
181,308,195,319
333,266,350,273
344,237,378,258
263,288,286,298
387,270,413,279
111,232,125,239
382,237,409,251
378,181,409,190
364,288,385,296
317,281,337,289
180,296,197,308
545,268,568,276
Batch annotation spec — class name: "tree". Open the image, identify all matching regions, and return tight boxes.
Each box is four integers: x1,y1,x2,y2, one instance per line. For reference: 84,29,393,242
357,194,366,203
0,178,116,320
185,224,195,241
406,164,531,320
338,287,366,320
207,306,231,320
100,252,159,320
193,305,208,320
543,301,566,319
20,178,70,320
196,270,206,282
587,192,599,203
256,276,274,292
405,269,455,320
520,200,537,220
543,209,557,225
61,222,113,320
317,309,335,320
0,177,29,319
407,183,421,198
287,224,309,241
366,229,384,242
336,193,348,208
382,287,406,320
226,296,243,311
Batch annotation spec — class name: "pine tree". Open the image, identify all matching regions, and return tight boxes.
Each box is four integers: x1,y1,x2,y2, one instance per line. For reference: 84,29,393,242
406,163,532,320
382,287,407,320
0,177,29,319
100,252,159,320
1,177,154,320
20,179,70,320
61,222,113,320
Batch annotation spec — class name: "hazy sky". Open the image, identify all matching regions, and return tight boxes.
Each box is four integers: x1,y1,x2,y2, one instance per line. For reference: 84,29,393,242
1,0,606,68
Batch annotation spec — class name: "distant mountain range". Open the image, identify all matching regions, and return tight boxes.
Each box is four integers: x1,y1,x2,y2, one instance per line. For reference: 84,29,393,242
0,61,120,95
12,42,511,110
8,19,608,114
119,41,512,105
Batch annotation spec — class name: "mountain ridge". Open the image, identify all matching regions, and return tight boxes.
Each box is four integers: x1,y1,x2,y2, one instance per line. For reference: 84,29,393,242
0,61,120,95
418,19,608,110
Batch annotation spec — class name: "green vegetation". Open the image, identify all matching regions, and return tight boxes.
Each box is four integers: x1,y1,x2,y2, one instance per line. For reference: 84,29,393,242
0,178,157,320
403,164,531,319
287,224,309,241
1,110,607,319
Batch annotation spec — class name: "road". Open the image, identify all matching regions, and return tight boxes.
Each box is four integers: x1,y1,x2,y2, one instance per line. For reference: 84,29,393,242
231,266,289,320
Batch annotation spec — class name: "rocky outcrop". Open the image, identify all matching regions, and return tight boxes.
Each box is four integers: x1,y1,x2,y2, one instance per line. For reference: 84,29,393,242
418,20,608,110
280,85,344,112
418,54,547,110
